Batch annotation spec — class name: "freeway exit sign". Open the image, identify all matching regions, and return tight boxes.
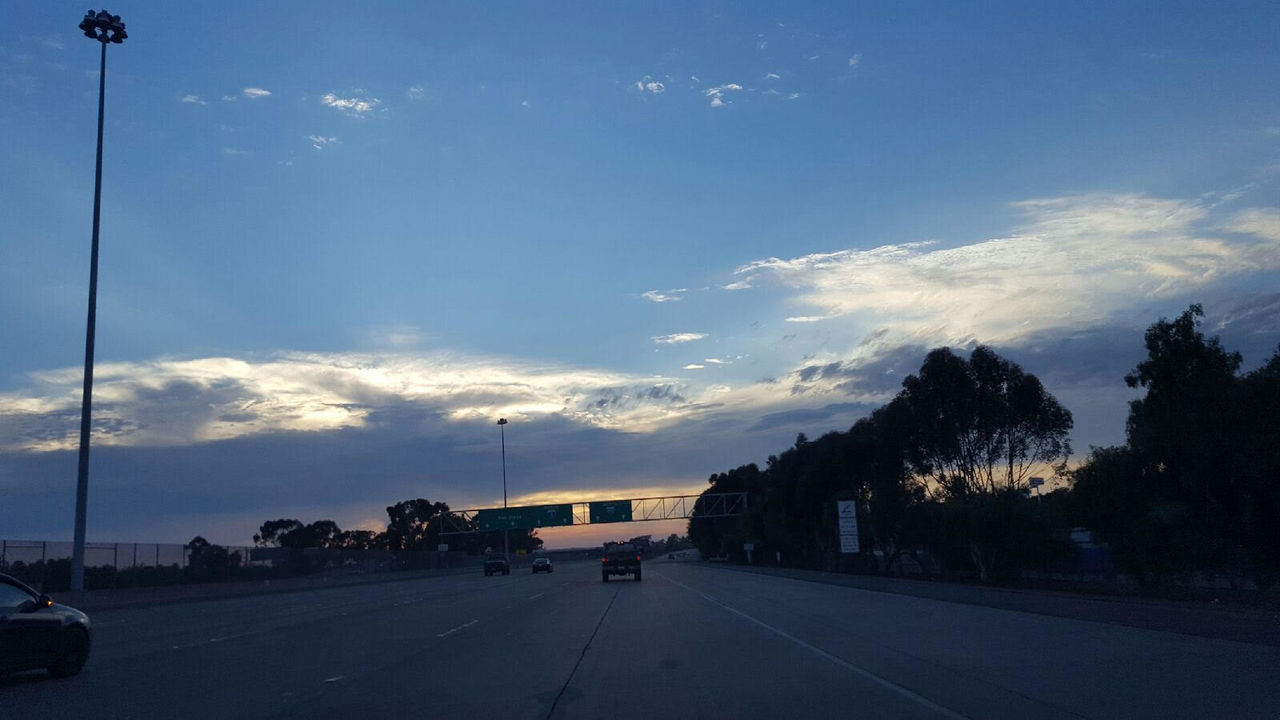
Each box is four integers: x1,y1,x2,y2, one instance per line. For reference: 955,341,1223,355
476,504,574,531
588,500,633,524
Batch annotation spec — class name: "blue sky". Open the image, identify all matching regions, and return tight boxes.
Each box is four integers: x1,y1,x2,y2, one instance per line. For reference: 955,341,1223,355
2,2,1278,546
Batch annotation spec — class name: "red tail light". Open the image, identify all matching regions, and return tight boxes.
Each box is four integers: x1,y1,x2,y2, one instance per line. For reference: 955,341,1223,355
636,556,641,562
601,557,607,563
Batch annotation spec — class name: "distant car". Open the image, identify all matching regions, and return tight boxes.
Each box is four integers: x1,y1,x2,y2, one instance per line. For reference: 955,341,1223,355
483,554,510,576
0,573,92,678
531,557,553,573
602,543,641,582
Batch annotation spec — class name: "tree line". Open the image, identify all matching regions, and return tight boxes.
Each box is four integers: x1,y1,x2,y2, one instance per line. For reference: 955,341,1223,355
253,498,544,556
689,305,1280,591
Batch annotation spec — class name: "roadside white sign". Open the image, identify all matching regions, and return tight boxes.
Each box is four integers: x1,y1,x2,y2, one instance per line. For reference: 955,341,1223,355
837,500,859,554
437,544,449,552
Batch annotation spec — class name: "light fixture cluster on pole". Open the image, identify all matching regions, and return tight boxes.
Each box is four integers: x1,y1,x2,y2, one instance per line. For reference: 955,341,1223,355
70,9,126,593
497,418,508,559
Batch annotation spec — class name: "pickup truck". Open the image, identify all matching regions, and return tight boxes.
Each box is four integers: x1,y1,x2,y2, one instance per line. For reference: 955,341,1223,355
483,554,510,576
601,543,641,582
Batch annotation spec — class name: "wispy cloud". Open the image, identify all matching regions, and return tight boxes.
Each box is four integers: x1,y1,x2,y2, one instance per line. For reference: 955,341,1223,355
848,54,862,67
634,77,665,95
406,85,426,101
221,95,238,103
703,358,728,365
308,135,338,150
640,288,687,303
322,92,381,117
683,364,705,370
221,147,250,156
721,277,754,291
652,333,707,345
736,193,1280,347
42,35,65,50
181,95,207,105
764,72,781,80
787,93,801,100
705,83,744,107
243,87,271,99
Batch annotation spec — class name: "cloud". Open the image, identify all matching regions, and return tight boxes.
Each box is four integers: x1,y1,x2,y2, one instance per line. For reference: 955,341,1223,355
635,78,665,94
764,73,781,80
181,95,207,105
848,54,862,67
787,93,801,100
651,333,707,345
1228,208,1280,243
322,92,381,117
785,316,828,323
736,193,1280,348
42,34,65,50
721,277,755,291
683,364,705,370
0,352,717,453
640,288,687,303
221,147,250,156
703,358,728,365
221,95,238,102
308,135,338,150
243,87,271,99
406,85,426,100
705,83,744,107
521,100,531,108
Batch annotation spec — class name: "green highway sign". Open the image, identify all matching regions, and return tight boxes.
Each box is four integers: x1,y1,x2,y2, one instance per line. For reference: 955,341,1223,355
588,500,633,524
476,504,574,531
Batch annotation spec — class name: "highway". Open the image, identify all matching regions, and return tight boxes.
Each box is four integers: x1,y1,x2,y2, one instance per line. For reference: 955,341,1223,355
4,558,1279,719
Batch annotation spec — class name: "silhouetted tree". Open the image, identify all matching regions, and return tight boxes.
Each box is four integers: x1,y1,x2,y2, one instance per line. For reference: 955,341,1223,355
253,518,303,546
899,346,1073,498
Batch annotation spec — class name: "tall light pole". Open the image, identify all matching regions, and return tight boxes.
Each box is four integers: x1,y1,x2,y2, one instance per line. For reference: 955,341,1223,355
71,10,127,592
497,418,508,559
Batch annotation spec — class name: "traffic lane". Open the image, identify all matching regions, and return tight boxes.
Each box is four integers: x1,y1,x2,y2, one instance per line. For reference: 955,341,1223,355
659,563,1280,719
2,563,577,719
559,569,949,720
78,568,534,659
278,559,615,719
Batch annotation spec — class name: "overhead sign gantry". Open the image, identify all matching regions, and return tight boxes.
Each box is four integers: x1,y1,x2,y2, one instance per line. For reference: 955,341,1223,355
439,492,746,535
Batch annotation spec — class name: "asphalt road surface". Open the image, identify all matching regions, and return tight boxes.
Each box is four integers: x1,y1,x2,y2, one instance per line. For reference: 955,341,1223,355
5,559,1279,719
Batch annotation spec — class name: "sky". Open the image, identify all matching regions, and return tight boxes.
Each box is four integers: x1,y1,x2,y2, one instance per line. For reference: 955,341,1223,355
1,2,1278,548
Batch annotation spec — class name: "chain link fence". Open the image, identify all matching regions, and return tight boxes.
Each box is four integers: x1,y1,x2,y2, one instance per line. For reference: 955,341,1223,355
0,539,481,593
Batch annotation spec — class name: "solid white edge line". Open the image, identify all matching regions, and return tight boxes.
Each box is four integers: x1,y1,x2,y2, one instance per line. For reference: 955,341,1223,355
659,572,970,720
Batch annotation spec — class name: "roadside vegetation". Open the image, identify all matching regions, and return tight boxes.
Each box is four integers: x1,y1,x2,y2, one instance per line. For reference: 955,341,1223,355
690,305,1280,597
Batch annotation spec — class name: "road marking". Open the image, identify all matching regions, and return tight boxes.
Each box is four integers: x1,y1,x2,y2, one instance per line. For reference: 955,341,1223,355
170,630,259,650
323,675,345,683
659,572,970,720
437,619,479,638
529,592,546,600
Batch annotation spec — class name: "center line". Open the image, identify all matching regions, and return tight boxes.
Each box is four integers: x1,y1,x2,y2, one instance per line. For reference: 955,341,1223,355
437,619,479,638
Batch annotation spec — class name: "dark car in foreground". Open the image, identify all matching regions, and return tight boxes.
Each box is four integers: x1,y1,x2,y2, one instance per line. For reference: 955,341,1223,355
602,543,641,582
0,573,92,678
531,557,553,573
483,554,510,576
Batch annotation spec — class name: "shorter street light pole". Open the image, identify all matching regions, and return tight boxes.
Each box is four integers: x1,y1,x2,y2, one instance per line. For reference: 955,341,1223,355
498,418,509,559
